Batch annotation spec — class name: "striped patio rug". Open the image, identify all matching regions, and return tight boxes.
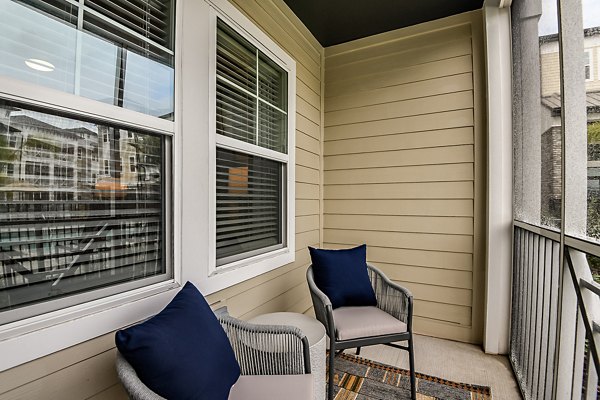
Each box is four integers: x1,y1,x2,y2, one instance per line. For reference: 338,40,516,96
328,352,492,400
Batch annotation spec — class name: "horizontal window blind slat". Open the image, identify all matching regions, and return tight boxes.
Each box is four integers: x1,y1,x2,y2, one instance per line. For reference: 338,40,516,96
15,0,78,25
82,14,171,64
85,0,171,50
215,148,282,262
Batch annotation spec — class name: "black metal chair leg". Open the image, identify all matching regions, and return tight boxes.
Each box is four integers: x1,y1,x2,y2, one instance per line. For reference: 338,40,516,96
356,346,361,355
329,340,336,400
408,336,416,400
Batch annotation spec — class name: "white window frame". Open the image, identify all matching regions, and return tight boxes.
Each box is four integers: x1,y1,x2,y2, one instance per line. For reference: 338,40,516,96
203,0,296,294
0,0,184,371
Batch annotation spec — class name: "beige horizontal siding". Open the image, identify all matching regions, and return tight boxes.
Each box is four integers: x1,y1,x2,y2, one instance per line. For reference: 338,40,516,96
0,0,324,398
323,10,485,343
325,109,475,140
324,199,474,217
323,230,473,253
324,127,474,155
324,164,474,185
324,182,474,200
323,243,473,271
326,55,474,99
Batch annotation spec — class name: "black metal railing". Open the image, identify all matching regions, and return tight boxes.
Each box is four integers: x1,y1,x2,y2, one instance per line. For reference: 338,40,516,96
511,221,600,399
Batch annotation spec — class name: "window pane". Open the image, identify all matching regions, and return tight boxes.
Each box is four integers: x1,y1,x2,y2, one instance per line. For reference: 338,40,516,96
0,101,166,315
258,53,287,110
258,102,287,153
216,79,256,143
85,0,174,51
217,20,257,93
216,19,288,154
216,148,283,265
0,0,175,119
0,0,78,93
513,0,562,229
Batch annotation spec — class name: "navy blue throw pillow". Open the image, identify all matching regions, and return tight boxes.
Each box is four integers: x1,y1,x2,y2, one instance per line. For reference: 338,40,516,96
115,282,240,400
309,244,377,309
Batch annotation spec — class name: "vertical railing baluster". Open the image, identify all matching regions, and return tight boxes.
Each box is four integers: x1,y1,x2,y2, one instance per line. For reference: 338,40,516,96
535,236,547,400
571,309,585,400
526,230,534,397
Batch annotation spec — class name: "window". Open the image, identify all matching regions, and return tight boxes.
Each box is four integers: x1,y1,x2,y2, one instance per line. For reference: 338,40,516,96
214,19,292,269
585,50,593,81
130,156,136,172
0,0,175,345
0,102,166,321
0,0,174,119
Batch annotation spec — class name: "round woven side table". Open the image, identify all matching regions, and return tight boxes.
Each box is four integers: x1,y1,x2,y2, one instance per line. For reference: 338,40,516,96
248,312,326,400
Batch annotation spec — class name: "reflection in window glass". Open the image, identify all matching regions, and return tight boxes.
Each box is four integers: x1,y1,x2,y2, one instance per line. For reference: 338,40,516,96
0,101,166,315
0,0,175,120
0,0,77,93
123,51,175,119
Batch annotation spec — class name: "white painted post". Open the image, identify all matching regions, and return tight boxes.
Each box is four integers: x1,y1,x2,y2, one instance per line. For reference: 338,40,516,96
482,3,513,355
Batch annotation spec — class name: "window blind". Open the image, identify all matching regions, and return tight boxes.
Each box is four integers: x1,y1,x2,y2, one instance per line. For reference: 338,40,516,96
216,19,288,154
215,148,283,265
85,0,173,50
0,102,165,312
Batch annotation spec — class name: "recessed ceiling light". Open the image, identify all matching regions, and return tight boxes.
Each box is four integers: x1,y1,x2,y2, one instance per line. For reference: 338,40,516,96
24,58,55,72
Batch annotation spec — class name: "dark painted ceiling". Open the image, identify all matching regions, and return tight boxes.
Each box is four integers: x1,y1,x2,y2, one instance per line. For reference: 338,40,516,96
282,0,484,47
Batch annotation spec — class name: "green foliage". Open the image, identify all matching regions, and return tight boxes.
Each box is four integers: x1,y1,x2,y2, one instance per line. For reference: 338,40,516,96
589,121,600,143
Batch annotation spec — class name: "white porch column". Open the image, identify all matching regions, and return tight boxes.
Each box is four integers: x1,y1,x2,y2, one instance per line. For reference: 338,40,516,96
555,0,588,397
482,2,513,355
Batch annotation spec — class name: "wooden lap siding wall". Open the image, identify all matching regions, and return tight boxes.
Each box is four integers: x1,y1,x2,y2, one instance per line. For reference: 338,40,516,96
322,11,486,344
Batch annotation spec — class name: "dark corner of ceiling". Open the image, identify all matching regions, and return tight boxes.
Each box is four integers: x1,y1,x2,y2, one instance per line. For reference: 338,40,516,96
282,0,485,47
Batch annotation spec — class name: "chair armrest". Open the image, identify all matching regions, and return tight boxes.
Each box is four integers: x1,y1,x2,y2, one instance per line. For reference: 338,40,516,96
367,263,413,330
218,314,311,376
116,352,165,400
306,265,334,336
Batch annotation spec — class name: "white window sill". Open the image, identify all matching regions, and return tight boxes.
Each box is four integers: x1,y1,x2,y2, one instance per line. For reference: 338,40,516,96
0,280,181,372
199,247,295,295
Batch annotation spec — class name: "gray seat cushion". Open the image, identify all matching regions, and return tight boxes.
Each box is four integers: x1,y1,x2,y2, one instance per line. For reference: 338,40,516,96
333,306,407,341
228,374,313,400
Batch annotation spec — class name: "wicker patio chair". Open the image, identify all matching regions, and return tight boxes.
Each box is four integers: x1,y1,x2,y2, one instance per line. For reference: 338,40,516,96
116,310,312,400
307,262,416,400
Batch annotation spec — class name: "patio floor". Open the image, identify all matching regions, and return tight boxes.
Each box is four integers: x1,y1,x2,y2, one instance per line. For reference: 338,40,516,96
356,334,522,400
